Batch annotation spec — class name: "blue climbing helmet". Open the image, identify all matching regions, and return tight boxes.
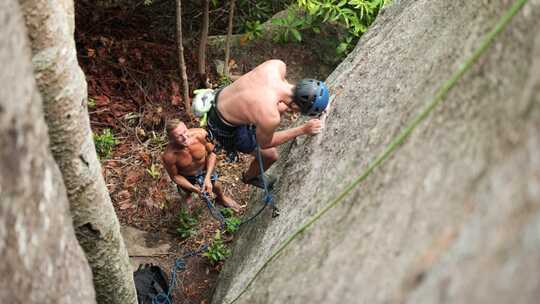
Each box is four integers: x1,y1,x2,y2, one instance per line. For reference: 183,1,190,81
292,79,329,116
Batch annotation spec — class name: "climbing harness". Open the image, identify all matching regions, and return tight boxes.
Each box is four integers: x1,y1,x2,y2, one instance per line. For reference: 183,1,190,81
225,0,530,303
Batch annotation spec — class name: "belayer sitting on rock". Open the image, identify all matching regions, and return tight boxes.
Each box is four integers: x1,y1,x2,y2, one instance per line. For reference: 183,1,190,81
192,59,330,189
162,119,242,212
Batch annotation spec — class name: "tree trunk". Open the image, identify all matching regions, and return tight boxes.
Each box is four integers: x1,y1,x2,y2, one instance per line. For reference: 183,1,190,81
176,0,191,114
198,0,210,88
224,0,236,77
0,1,95,302
18,1,138,303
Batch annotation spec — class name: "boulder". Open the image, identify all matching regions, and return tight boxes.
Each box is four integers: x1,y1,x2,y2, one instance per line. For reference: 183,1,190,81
212,1,540,303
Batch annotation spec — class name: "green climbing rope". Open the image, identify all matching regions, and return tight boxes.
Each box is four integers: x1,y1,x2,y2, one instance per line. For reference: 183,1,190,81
227,0,529,302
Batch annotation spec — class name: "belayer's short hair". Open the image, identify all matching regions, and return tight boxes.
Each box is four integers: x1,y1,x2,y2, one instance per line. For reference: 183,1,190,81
166,119,183,136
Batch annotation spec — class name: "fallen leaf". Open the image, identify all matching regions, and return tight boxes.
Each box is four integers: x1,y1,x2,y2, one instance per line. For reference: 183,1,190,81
118,200,132,210
94,95,110,106
124,171,143,188
171,95,182,105
117,190,131,201
97,48,107,58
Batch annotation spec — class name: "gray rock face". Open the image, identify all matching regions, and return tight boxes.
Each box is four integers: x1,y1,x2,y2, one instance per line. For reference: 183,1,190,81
212,0,540,303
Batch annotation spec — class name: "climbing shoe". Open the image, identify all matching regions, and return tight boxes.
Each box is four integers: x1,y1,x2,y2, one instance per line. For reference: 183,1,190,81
242,173,276,190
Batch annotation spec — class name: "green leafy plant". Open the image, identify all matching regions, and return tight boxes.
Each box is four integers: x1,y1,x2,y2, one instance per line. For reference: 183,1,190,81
235,0,276,33
203,230,231,265
176,208,199,238
220,207,234,218
243,20,263,42
336,34,354,55
270,0,389,56
87,97,96,109
93,128,118,159
218,75,233,87
146,163,160,180
225,217,241,234
221,208,241,233
271,9,307,43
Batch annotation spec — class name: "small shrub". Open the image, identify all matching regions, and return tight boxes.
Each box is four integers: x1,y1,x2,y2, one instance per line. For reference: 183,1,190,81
146,163,161,180
87,97,96,109
218,75,233,87
270,1,389,57
224,217,241,234
272,9,308,43
203,230,231,265
220,207,234,218
243,20,263,42
93,128,118,159
220,208,241,234
176,208,198,239
234,0,277,33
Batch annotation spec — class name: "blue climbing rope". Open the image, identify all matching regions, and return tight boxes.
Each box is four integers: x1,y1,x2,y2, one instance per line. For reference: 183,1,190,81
239,140,280,225
200,191,226,229
151,258,185,304
151,244,209,304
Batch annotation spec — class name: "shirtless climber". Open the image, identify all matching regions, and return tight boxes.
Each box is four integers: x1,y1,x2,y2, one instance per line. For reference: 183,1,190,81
162,119,241,212
193,59,330,189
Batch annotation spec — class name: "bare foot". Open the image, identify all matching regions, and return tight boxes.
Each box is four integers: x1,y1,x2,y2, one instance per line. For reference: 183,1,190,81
218,195,243,213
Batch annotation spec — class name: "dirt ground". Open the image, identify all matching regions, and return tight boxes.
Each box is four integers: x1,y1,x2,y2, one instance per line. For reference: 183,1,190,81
74,2,334,303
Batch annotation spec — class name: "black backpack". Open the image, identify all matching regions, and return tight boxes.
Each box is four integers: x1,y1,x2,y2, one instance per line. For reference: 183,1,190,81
133,264,170,304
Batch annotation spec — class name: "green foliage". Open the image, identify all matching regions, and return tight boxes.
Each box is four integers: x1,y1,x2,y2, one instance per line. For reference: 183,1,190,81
176,208,199,239
203,230,231,264
87,97,96,109
146,163,160,179
221,208,241,233
93,128,118,159
224,217,241,233
218,75,233,87
220,207,235,218
271,9,307,43
243,20,263,41
298,0,387,32
235,0,276,32
272,0,389,56
336,34,354,55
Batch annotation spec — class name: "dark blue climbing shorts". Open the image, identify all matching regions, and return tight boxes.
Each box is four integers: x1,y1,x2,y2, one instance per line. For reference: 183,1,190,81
185,171,218,186
234,125,257,154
